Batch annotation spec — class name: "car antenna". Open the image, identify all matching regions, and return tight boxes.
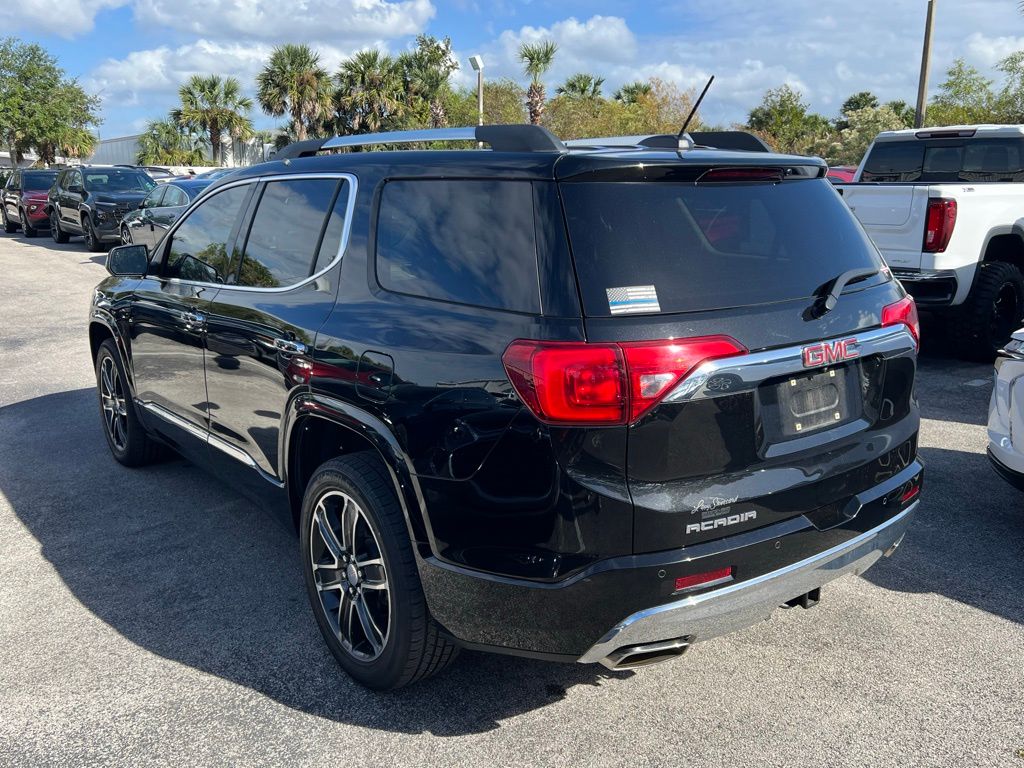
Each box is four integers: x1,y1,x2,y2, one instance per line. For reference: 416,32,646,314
678,75,714,139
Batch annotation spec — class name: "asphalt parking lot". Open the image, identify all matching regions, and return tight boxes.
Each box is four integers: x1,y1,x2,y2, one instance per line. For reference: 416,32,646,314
1,229,1023,768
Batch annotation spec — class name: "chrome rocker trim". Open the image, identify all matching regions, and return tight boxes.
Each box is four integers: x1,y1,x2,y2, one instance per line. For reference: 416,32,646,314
578,501,918,669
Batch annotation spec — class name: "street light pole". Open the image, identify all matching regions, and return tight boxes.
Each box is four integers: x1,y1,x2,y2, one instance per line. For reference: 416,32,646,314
914,0,937,129
469,55,484,148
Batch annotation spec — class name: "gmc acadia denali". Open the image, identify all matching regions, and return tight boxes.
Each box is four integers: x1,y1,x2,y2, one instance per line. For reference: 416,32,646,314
89,125,923,689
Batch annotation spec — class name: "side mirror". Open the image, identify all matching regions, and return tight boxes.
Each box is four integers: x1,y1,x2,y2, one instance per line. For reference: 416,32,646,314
106,244,149,277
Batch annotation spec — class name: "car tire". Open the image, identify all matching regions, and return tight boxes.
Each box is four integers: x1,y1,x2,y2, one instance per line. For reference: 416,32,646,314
21,210,37,238
952,261,1024,362
121,224,132,245
2,207,17,233
95,339,161,467
51,211,69,243
299,453,458,690
83,215,104,252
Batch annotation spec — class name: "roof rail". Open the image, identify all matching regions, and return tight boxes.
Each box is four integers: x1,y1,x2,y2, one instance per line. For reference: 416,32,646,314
272,124,566,160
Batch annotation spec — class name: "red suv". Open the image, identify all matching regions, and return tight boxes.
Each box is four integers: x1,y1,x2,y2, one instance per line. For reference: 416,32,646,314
2,169,59,237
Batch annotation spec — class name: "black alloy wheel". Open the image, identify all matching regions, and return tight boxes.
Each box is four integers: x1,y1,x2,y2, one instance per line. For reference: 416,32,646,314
299,454,458,689
51,211,69,243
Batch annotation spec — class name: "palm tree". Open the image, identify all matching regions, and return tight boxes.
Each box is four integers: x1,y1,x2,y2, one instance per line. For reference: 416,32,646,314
517,40,558,125
257,44,333,143
399,35,458,129
335,50,405,135
174,75,253,166
136,119,207,165
556,73,605,100
614,81,653,105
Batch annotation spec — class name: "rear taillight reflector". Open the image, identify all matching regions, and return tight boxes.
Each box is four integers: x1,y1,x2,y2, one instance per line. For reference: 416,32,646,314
502,336,746,426
900,483,921,504
923,198,957,253
882,296,920,349
674,567,734,593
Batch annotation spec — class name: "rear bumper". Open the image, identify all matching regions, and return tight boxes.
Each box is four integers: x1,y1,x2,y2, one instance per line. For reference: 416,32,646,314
420,460,923,662
987,449,1024,491
579,500,916,667
892,269,958,306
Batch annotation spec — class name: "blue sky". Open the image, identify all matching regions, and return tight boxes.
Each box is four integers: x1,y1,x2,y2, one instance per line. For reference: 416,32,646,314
3,0,1024,138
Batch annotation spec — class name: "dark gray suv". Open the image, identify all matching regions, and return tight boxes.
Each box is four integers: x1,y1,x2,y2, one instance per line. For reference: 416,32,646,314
47,166,156,251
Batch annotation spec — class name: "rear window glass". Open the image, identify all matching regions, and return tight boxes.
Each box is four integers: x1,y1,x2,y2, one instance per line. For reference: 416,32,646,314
561,178,884,316
862,138,1024,182
236,178,347,288
83,170,156,193
376,179,541,314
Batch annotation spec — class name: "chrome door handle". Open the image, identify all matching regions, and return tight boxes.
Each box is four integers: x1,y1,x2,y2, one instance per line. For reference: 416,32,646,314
181,311,205,328
274,337,306,354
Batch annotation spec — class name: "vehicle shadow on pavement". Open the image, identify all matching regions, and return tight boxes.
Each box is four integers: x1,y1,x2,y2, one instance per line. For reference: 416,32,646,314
0,388,632,734
862,442,1024,626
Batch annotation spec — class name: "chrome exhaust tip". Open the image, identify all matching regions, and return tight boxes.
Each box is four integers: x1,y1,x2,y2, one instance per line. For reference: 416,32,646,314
884,533,906,557
599,637,691,670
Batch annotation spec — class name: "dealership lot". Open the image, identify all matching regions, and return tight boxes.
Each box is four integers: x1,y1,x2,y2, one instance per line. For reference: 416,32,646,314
1,232,1023,767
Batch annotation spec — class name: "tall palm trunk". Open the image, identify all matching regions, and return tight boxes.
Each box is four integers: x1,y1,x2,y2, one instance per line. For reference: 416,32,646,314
527,82,546,125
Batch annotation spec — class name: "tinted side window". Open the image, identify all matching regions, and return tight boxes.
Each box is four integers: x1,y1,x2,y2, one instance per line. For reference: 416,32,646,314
163,186,188,207
376,179,540,313
235,178,344,288
142,187,165,208
164,185,249,283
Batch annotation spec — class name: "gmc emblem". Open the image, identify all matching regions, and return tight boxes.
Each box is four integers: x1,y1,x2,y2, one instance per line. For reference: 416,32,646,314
802,338,860,368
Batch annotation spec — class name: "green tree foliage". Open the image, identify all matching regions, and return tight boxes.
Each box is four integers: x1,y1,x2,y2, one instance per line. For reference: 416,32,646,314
884,99,916,128
447,79,527,126
397,35,459,129
334,49,405,136
613,81,652,105
927,58,996,126
556,73,605,100
810,105,909,166
257,44,333,142
136,118,207,165
747,84,825,153
0,37,100,164
517,40,558,125
174,75,253,166
543,78,697,140
996,51,1024,123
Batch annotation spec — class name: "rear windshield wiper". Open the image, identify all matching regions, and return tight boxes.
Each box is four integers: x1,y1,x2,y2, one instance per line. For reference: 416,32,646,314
807,267,880,319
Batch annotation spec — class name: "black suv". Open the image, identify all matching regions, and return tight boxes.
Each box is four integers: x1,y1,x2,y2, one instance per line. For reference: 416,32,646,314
48,166,156,251
89,125,923,690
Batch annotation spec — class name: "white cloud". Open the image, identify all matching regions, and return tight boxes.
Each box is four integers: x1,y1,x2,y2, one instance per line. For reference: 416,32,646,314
133,0,434,42
0,0,127,37
86,38,360,109
965,32,1024,68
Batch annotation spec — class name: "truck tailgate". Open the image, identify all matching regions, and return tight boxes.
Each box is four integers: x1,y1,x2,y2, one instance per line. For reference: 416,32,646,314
838,184,930,270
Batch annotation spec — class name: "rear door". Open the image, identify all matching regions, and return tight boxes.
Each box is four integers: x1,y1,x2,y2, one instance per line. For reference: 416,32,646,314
127,186,165,248
151,184,189,246
3,171,18,222
203,174,353,485
559,169,918,553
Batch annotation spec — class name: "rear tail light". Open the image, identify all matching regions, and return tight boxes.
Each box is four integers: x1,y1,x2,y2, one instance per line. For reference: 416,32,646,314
674,567,734,593
900,482,921,504
502,336,747,426
923,198,957,253
882,296,920,349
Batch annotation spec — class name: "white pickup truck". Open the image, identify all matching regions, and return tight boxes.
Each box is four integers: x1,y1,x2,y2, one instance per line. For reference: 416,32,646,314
836,125,1024,360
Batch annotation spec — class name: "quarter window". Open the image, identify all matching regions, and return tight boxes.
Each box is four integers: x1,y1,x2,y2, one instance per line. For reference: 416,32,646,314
235,178,348,288
375,179,541,313
163,185,249,283
141,187,165,209
162,186,188,207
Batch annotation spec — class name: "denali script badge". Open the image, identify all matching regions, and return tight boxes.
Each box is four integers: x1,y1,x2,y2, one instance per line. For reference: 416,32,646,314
802,338,859,368
686,511,757,535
